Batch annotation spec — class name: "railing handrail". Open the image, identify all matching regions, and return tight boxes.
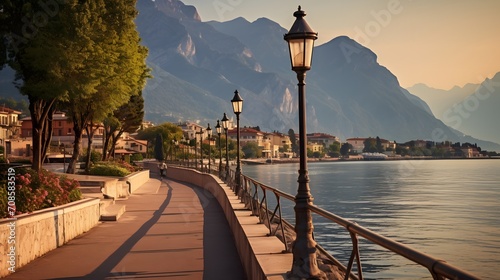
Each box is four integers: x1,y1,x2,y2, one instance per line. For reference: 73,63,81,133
235,173,479,280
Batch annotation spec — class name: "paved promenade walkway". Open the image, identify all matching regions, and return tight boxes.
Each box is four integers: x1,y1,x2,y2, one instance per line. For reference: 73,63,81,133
5,175,246,279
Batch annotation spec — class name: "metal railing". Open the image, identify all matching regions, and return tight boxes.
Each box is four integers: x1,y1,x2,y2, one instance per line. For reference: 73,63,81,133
223,171,479,280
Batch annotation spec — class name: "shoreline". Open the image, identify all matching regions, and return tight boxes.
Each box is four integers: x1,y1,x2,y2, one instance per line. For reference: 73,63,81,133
242,156,499,165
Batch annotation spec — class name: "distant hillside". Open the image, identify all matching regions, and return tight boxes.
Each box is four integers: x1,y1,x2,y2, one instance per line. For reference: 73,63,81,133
0,66,21,100
407,73,500,146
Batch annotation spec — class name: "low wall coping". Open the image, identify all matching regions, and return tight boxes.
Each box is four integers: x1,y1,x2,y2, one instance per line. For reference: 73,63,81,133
0,198,100,226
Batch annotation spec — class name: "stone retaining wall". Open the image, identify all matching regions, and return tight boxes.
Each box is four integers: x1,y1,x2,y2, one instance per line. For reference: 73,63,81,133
0,198,100,277
119,170,150,194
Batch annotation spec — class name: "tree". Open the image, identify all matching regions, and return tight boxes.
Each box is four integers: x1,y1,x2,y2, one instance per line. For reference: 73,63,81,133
63,0,149,173
1,0,148,171
242,142,261,158
2,1,73,170
363,138,377,153
376,136,384,153
154,133,164,162
288,128,299,156
340,143,351,157
136,122,184,159
328,141,340,157
102,92,145,161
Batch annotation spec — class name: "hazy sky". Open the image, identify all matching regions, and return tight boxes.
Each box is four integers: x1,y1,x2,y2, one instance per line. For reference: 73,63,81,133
181,0,500,90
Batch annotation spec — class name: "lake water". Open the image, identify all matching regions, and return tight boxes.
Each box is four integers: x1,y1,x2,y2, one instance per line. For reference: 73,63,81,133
242,159,500,280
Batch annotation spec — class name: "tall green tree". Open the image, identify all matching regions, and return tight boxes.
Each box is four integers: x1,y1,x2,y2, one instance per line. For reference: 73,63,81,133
363,138,377,153
376,136,384,153
2,1,74,170
328,141,340,156
340,143,352,157
288,128,299,156
242,142,261,158
63,0,149,173
154,133,164,162
136,122,184,158
102,92,145,161
1,0,148,171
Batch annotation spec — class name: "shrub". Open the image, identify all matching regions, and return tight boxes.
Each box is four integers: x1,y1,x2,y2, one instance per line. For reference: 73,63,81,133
115,160,137,172
131,153,143,162
78,149,102,164
89,162,131,177
0,186,7,218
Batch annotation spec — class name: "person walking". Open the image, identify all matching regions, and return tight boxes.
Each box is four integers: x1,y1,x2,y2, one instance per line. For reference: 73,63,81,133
159,162,167,177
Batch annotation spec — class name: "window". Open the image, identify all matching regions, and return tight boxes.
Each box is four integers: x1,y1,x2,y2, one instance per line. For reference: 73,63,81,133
68,128,72,134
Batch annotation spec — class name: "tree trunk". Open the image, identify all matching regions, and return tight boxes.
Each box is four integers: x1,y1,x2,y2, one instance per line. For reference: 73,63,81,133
110,133,117,160
28,97,56,171
67,124,83,174
41,106,55,164
110,129,124,158
102,127,110,160
84,124,99,173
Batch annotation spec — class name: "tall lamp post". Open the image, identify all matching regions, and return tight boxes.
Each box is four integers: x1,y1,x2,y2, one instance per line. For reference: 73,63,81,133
206,123,212,173
195,130,200,169
284,6,325,279
231,90,243,193
198,127,204,172
185,137,190,167
221,113,230,180
215,120,222,177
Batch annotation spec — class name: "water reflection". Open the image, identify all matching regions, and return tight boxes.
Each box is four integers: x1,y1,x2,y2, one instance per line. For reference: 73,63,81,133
243,159,500,279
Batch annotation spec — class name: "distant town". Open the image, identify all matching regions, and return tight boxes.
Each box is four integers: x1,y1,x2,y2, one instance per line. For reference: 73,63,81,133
2,106,498,165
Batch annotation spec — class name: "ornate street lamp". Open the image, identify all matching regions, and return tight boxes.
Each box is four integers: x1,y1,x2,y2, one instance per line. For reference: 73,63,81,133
231,90,243,193
195,129,201,170
198,127,203,172
221,112,230,180
215,120,222,177
284,6,325,279
185,136,190,167
206,123,212,173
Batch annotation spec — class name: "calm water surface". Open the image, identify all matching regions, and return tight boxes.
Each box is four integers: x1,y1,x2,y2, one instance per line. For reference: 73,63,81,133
242,159,500,279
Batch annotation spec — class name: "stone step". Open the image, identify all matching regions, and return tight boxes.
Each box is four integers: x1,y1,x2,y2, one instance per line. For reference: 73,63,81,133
100,204,126,222
80,186,103,193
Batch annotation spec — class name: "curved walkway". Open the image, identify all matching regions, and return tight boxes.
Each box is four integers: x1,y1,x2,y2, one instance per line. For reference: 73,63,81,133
5,175,246,280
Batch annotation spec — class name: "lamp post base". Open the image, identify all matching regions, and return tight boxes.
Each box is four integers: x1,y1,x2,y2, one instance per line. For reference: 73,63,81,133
287,195,327,280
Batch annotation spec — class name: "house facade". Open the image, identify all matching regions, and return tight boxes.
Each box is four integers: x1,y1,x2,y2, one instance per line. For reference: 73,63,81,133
307,133,340,147
346,137,396,153
0,106,22,140
263,132,292,158
20,112,106,156
1,106,23,158
346,138,366,153
178,122,213,141
228,127,265,147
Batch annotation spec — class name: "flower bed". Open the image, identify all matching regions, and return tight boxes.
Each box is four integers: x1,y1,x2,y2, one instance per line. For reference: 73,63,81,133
0,168,82,219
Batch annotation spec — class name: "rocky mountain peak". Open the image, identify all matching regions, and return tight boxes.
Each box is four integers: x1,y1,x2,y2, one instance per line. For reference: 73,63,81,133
154,0,201,22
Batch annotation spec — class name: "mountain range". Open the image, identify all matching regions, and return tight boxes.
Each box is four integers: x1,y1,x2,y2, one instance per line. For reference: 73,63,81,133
1,0,499,151
408,73,500,145
135,0,500,151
